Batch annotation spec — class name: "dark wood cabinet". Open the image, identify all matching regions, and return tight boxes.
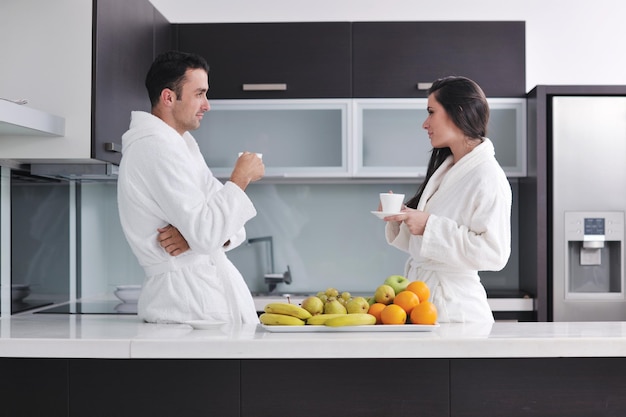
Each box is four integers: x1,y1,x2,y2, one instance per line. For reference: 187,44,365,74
69,359,240,417
241,358,450,417
4,356,626,416
451,358,626,416
352,21,526,98
92,0,173,164
0,358,69,417
176,21,524,101
175,22,352,99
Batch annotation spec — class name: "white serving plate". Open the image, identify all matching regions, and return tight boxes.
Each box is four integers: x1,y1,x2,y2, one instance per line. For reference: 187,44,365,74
261,323,439,333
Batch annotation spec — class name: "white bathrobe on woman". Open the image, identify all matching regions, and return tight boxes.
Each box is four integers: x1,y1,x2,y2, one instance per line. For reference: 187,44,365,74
385,139,511,322
117,111,259,324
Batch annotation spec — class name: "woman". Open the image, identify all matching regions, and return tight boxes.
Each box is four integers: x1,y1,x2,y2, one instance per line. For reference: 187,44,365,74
383,76,511,322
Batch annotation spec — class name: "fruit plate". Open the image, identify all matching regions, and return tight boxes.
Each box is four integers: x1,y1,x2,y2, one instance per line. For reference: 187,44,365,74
261,324,440,333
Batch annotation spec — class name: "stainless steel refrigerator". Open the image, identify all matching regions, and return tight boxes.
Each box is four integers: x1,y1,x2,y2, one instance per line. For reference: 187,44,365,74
551,96,626,321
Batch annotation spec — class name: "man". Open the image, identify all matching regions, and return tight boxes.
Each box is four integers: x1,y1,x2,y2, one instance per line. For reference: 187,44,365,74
117,50,264,324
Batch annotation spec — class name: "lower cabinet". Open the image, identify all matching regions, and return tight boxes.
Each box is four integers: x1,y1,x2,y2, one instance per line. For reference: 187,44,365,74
451,358,626,417
68,359,240,417
0,358,69,417
241,358,450,417
3,357,626,416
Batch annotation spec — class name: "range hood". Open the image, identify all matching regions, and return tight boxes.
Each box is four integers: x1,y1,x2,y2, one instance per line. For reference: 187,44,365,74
29,163,119,180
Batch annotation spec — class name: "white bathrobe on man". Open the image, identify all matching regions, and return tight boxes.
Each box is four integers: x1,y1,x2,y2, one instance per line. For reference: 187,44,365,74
386,138,511,322
117,111,259,324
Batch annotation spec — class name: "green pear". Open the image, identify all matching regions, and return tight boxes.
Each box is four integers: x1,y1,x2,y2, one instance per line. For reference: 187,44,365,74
324,299,348,314
346,297,370,314
374,284,395,305
301,296,324,315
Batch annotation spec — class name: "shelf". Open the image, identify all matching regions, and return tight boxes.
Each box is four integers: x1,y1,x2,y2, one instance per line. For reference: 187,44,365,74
0,99,65,137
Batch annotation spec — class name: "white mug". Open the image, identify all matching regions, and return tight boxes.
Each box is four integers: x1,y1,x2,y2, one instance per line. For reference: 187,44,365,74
238,152,263,160
379,193,405,213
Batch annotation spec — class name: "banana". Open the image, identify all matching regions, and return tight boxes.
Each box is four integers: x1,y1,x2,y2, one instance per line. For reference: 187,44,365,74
324,313,377,327
259,313,305,326
306,313,348,325
264,303,312,320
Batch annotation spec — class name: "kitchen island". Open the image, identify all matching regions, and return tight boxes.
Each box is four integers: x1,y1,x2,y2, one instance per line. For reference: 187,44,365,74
2,314,626,417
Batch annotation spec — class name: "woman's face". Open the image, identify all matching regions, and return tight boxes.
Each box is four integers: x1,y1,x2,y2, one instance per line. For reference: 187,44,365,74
422,93,464,149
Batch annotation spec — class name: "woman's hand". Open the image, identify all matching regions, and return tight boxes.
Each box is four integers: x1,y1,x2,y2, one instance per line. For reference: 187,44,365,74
384,208,430,236
157,224,190,256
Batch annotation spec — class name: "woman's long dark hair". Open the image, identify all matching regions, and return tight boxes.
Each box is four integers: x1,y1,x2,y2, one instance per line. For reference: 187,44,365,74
405,76,489,209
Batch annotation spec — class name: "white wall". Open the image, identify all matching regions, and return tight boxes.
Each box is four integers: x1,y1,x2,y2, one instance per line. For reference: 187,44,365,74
150,0,626,92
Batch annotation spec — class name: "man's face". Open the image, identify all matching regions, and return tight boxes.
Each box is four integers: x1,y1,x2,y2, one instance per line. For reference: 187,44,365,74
170,68,210,134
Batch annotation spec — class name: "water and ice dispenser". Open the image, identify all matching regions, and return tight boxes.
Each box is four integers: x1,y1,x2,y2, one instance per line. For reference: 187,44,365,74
561,212,625,318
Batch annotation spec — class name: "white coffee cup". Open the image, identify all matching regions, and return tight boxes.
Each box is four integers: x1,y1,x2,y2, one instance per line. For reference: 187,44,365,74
379,193,405,213
238,152,263,160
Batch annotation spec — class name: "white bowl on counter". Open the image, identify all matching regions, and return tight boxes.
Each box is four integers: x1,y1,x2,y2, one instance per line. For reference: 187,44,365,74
11,284,31,302
114,285,142,303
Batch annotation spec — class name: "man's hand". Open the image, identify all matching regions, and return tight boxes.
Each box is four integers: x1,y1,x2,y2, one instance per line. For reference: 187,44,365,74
230,152,264,190
157,224,190,256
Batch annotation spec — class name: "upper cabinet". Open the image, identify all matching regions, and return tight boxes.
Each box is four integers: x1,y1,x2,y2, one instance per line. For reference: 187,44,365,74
93,0,173,164
0,0,171,167
354,98,526,178
176,23,352,99
175,21,526,180
177,21,525,100
352,21,526,98
196,99,351,179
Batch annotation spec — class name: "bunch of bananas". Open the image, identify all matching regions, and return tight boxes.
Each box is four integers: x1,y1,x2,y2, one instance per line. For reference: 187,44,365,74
308,313,376,326
260,302,376,327
259,303,312,326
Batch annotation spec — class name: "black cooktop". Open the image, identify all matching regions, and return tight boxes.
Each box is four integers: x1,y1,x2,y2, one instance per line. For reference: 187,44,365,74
35,301,137,315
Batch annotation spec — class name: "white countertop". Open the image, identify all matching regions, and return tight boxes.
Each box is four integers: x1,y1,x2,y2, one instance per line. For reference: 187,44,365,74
2,313,626,359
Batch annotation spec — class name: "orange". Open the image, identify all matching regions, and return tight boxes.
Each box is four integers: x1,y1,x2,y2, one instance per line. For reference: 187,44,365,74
393,290,420,314
410,301,438,325
367,303,387,324
380,304,407,325
406,280,431,303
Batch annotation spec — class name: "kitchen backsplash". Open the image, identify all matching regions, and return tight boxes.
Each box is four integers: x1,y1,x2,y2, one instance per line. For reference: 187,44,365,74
9,172,70,311
78,179,519,298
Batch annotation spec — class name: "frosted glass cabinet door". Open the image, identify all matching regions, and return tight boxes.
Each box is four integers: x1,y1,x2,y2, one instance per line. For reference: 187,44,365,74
488,98,527,177
354,98,526,178
194,99,351,179
354,99,431,178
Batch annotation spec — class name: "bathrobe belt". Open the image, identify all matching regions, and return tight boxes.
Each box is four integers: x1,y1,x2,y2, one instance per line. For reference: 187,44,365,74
408,259,478,302
143,253,212,277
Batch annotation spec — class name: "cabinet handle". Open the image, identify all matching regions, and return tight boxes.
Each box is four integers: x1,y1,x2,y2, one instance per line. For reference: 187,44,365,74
416,82,433,91
242,83,287,91
105,142,122,153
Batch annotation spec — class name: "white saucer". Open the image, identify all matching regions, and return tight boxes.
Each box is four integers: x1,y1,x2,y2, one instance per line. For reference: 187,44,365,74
371,211,402,220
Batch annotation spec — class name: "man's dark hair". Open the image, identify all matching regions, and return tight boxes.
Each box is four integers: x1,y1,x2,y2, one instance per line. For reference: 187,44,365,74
145,50,210,107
